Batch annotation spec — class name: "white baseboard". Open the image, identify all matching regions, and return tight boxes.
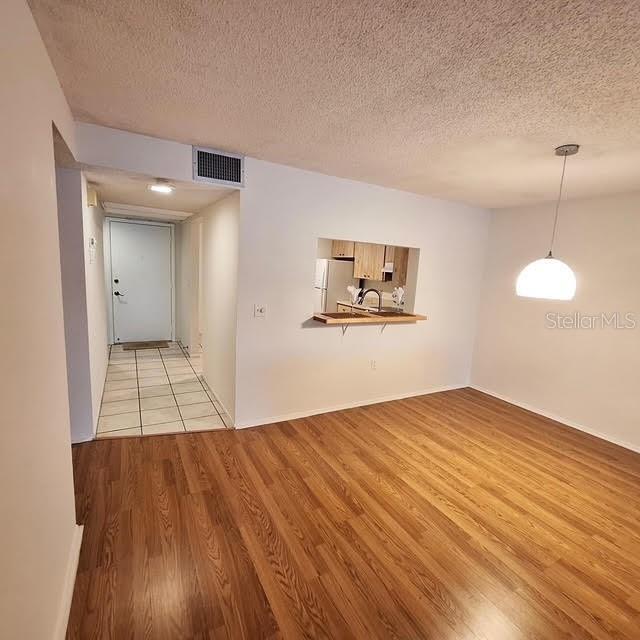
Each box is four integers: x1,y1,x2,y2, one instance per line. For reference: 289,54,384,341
92,359,108,440
70,351,108,445
470,385,640,455
199,376,235,429
54,524,83,640
235,384,466,429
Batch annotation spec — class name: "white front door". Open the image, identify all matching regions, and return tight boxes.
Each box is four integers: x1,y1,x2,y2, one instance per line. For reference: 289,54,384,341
110,220,173,343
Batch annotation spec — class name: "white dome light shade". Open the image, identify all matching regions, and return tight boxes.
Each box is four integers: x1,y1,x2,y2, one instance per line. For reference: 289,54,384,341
516,256,576,300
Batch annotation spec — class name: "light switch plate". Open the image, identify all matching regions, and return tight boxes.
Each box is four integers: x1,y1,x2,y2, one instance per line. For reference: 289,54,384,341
88,237,97,264
254,304,266,318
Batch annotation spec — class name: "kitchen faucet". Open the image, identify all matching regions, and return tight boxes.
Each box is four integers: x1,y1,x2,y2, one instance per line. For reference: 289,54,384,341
358,288,382,311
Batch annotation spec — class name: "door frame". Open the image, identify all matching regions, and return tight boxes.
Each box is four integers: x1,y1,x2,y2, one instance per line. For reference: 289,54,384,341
104,217,176,344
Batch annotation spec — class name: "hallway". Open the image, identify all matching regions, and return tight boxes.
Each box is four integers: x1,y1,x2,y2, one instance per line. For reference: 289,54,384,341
98,343,230,437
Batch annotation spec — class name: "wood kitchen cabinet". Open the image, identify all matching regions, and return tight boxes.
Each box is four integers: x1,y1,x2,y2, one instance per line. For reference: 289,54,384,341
389,246,409,286
331,239,355,258
353,242,386,280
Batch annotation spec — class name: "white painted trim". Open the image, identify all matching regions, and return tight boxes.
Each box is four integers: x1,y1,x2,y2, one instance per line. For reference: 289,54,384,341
170,223,176,342
235,384,466,429
70,364,106,444
92,372,107,440
105,218,176,343
216,398,234,423
103,219,114,344
470,385,640,454
199,376,235,428
103,201,193,221
106,217,175,228
53,524,83,640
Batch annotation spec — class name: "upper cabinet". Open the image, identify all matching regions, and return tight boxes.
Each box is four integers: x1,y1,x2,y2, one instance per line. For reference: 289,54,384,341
331,239,355,259
324,237,411,283
386,245,409,286
353,242,386,280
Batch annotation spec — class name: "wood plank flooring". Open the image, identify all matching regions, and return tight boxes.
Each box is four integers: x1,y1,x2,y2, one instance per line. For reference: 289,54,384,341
67,388,640,639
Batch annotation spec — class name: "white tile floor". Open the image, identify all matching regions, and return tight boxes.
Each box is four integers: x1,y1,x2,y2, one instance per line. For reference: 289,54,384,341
97,342,231,438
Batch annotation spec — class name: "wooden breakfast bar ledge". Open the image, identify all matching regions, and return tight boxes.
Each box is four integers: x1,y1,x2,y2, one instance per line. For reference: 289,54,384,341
312,310,427,325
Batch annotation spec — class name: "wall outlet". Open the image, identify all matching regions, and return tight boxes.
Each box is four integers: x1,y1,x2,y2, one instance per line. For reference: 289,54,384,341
254,304,266,318
370,359,377,370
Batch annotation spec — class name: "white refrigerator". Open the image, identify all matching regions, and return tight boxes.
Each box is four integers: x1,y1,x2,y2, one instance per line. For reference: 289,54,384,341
314,259,356,313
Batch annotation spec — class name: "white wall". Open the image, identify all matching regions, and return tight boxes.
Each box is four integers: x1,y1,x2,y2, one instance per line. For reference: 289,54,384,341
200,192,241,420
235,158,490,427
175,222,186,342
472,191,640,451
103,218,115,344
0,1,81,638
81,174,109,436
55,170,108,443
175,217,202,353
76,121,193,182
55,169,94,443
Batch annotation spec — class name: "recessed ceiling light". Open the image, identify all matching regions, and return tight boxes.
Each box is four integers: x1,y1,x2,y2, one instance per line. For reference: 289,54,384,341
148,179,174,194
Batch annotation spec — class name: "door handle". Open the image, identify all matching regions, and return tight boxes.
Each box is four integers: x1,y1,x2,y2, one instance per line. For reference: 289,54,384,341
114,291,125,296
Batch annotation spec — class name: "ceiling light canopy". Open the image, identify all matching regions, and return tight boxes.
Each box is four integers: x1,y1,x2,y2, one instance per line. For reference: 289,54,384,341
148,179,174,194
516,144,578,301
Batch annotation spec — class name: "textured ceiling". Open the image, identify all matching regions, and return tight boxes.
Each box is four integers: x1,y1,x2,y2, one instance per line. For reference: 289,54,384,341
84,167,230,213
30,0,640,208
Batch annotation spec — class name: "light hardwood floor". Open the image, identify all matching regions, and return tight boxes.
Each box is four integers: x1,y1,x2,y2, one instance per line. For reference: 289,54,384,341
68,388,640,639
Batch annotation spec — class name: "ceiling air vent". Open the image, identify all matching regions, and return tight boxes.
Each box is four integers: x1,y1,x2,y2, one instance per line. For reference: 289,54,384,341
192,146,244,187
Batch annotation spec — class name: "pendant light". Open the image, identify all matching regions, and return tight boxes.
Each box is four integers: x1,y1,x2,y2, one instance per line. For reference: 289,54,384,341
516,144,578,300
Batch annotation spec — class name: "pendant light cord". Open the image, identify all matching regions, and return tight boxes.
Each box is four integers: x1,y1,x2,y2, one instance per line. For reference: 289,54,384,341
549,152,568,257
